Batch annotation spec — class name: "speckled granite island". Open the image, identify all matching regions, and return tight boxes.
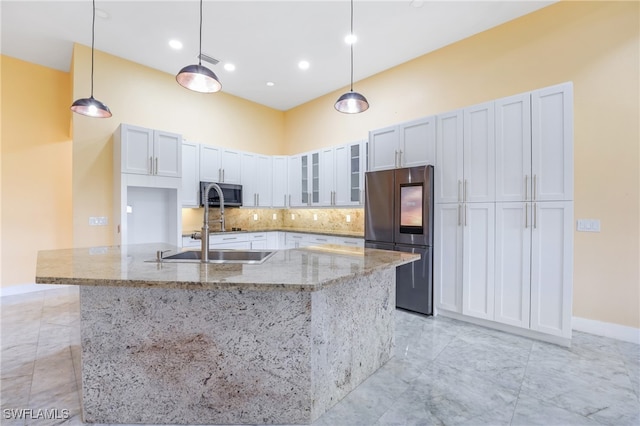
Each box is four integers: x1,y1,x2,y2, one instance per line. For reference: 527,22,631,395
36,244,418,425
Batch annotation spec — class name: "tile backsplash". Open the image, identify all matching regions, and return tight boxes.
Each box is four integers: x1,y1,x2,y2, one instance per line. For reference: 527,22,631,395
182,207,364,235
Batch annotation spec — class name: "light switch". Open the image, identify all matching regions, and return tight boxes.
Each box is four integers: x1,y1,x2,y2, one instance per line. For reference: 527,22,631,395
577,219,601,232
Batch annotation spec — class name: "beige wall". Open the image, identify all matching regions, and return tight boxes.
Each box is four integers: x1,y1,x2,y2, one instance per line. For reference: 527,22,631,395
71,45,285,248
1,56,73,287
284,1,640,329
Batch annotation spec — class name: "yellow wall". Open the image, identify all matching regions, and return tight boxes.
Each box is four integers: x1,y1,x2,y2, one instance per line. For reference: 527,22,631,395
284,1,640,329
71,45,285,248
1,56,73,287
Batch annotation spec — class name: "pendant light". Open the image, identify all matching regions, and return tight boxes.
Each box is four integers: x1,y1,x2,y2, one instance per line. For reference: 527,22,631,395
176,0,222,93
70,0,112,118
335,0,369,114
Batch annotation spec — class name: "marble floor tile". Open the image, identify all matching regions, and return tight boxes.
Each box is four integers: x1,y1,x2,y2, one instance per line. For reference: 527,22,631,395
1,288,639,426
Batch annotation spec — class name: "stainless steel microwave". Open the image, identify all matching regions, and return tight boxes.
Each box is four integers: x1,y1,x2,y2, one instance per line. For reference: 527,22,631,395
199,182,243,207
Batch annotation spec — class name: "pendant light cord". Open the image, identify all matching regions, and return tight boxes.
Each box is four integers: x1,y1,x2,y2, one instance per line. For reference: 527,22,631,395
350,0,354,92
90,0,96,97
198,0,203,66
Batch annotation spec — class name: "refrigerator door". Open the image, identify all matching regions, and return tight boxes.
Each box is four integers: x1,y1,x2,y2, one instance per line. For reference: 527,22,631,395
394,165,434,246
395,243,433,315
365,169,395,243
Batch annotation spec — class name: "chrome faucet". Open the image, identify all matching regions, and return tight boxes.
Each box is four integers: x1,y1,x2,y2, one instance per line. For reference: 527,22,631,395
199,182,225,263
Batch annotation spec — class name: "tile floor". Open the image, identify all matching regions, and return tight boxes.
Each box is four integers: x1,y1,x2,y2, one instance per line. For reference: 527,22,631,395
1,286,639,426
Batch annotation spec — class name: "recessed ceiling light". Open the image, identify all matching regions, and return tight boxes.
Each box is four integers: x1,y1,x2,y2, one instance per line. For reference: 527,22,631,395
266,81,275,87
344,34,357,45
410,1,424,8
169,40,183,50
224,63,236,72
298,60,310,70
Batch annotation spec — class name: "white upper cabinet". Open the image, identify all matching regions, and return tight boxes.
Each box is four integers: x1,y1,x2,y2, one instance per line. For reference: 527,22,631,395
334,141,365,206
435,110,464,204
271,156,288,208
532,82,574,201
181,141,200,207
242,153,272,207
288,155,303,207
319,147,335,206
400,116,436,168
463,102,495,203
199,145,241,184
369,116,435,172
117,124,181,178
495,93,532,202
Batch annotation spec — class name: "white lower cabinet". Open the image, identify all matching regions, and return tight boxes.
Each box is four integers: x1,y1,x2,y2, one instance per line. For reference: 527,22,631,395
434,204,463,313
436,200,573,342
248,233,268,250
462,203,495,321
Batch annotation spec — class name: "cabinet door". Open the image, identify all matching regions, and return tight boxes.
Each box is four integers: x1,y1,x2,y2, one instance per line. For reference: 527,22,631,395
463,102,495,202
495,93,531,202
435,110,464,203
400,116,436,168
153,130,182,177
531,82,573,201
319,147,335,206
300,154,310,205
221,149,242,184
200,145,222,182
272,156,288,207
310,152,320,205
530,201,573,338
288,155,303,207
120,124,154,175
255,155,272,207
434,203,463,313
462,202,495,320
334,142,364,206
368,125,398,171
241,153,257,206
494,202,531,328
181,141,200,207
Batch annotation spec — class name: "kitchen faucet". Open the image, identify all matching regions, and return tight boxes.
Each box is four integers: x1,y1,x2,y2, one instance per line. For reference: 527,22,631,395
197,182,225,263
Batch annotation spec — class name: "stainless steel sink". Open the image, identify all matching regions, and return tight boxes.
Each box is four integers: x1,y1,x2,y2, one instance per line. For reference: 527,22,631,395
156,250,275,264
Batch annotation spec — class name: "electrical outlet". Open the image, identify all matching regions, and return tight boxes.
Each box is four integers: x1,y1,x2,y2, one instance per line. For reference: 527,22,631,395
253,213,258,221
346,214,351,223
89,216,108,226
291,214,295,220
272,213,277,220
577,219,601,232
313,214,318,221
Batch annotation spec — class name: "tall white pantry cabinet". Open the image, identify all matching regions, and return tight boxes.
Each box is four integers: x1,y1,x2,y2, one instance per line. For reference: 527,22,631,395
434,82,574,344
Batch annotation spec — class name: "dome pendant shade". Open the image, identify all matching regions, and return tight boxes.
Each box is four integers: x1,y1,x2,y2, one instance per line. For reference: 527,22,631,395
71,96,112,118
334,91,369,114
176,64,222,93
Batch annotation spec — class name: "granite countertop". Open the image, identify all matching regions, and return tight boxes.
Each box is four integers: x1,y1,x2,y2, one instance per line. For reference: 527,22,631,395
36,243,417,292
182,228,365,239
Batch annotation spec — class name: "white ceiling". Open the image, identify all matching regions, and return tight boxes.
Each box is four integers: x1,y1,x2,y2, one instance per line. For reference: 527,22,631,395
1,0,556,111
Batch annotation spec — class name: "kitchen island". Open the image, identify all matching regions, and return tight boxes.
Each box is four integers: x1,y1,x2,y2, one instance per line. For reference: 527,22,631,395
36,244,418,425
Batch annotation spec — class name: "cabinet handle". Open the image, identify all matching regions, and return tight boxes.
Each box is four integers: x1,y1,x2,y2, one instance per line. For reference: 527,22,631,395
222,169,225,182
223,237,237,241
534,202,537,229
149,156,153,174
218,168,222,182
458,180,462,202
399,149,403,166
464,204,468,227
525,203,529,228
458,204,461,226
287,194,290,207
464,179,468,202
525,175,529,201
155,157,158,175
394,150,399,168
257,193,259,206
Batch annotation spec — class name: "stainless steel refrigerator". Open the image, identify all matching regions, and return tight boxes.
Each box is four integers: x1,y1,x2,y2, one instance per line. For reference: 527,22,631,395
364,165,434,315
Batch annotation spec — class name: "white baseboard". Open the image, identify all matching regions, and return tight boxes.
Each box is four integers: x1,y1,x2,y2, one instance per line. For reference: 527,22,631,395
573,316,640,344
0,283,71,297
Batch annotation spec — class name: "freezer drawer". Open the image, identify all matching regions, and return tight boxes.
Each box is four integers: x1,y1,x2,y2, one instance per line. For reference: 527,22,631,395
395,244,432,315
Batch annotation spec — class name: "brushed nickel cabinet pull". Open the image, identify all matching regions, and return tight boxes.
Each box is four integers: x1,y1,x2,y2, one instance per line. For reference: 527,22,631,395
149,157,153,174
155,157,158,175
399,149,403,166
465,204,468,226
458,204,462,226
525,203,529,228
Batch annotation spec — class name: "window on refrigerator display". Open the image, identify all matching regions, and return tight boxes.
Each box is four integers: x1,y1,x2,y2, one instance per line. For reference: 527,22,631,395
400,183,423,234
